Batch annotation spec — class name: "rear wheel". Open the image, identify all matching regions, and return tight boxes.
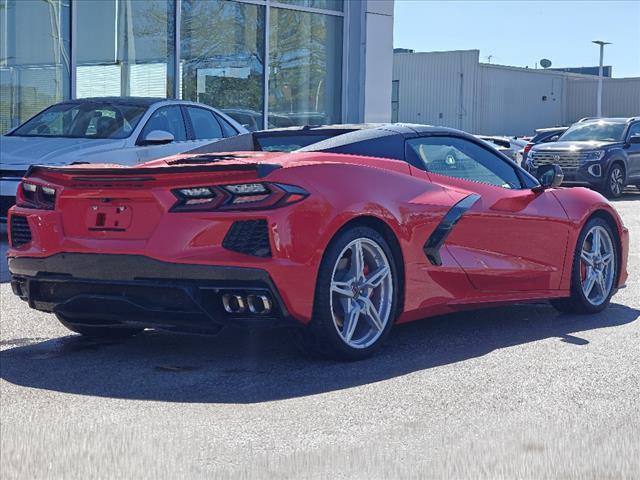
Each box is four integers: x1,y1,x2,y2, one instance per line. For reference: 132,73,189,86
294,226,399,361
56,314,143,339
551,218,618,314
601,164,625,199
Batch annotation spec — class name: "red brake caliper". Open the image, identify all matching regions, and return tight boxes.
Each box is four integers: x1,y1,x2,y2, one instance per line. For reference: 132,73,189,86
580,258,587,281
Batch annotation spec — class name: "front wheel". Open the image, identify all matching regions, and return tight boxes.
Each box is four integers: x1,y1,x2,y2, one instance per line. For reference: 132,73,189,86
551,218,619,314
294,226,399,361
601,164,625,199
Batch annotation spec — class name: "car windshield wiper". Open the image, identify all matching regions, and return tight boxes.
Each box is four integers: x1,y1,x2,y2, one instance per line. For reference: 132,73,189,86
167,154,252,165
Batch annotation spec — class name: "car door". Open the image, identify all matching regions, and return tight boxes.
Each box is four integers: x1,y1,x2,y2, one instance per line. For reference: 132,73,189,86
407,135,571,292
184,106,225,150
136,105,191,162
624,122,640,180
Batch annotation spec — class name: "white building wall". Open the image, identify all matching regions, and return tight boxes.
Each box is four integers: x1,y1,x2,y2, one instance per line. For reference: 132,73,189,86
393,50,478,131
566,77,640,120
476,65,567,135
394,50,640,136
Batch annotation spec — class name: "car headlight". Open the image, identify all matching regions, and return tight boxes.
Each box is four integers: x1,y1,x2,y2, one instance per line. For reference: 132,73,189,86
582,150,605,162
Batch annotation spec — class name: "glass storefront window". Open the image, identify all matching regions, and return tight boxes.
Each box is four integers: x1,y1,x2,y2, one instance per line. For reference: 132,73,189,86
274,1,343,13
181,0,265,131
0,0,71,133
0,0,346,134
75,0,175,99
268,7,342,127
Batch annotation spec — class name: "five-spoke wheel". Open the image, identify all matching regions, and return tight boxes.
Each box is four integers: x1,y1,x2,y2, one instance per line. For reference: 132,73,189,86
295,226,399,360
552,217,619,314
579,225,616,306
330,238,393,349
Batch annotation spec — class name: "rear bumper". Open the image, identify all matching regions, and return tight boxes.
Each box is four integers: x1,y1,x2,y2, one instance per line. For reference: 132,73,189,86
8,253,298,334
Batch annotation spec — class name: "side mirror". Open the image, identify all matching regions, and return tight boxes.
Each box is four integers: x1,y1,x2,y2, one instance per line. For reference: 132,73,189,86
141,130,174,145
628,135,640,144
534,164,564,191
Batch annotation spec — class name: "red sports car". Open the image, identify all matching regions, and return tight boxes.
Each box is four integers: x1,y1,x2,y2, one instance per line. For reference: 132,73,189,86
7,125,630,360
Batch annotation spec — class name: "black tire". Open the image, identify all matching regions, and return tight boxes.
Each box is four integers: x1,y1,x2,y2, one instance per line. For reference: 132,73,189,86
293,226,400,361
56,314,143,339
551,217,619,314
601,163,626,199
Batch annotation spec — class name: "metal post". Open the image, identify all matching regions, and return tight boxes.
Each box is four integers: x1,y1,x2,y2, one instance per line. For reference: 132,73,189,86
70,0,77,99
597,44,604,117
173,0,181,99
592,40,611,118
262,3,270,130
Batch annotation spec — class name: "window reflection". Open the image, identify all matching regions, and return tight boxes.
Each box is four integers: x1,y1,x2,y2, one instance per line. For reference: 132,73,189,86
0,0,70,133
181,0,265,131
0,0,347,134
269,7,342,127
275,0,343,13
75,0,175,99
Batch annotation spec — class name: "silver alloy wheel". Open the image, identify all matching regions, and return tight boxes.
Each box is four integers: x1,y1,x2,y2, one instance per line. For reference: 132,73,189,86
330,238,393,349
609,167,624,196
580,225,615,306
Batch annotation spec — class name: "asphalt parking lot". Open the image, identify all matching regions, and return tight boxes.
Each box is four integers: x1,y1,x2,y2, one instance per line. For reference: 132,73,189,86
1,190,639,479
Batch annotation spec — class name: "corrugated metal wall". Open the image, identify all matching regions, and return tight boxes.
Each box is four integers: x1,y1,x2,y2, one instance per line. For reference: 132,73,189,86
475,65,566,135
393,50,640,136
566,77,640,120
393,50,478,132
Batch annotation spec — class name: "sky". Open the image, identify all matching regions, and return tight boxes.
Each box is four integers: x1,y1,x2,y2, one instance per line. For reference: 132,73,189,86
394,0,640,78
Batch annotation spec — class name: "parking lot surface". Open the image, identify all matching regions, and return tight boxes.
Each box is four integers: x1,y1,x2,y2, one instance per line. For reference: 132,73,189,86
1,191,639,479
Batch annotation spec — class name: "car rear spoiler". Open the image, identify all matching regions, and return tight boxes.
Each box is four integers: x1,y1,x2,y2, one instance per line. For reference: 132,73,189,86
24,162,282,180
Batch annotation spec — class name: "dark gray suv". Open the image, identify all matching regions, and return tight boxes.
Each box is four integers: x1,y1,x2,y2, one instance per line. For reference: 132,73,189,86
526,117,640,198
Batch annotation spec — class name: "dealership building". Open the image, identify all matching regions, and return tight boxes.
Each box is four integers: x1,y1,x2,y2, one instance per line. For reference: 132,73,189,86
0,0,394,134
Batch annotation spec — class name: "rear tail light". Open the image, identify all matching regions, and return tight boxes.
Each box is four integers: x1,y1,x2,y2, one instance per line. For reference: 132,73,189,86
171,183,308,212
523,143,533,154
16,181,57,210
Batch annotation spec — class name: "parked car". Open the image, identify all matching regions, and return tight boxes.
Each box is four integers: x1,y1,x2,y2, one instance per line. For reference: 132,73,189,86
476,135,528,162
526,117,640,198
0,97,247,221
7,124,629,360
520,127,568,166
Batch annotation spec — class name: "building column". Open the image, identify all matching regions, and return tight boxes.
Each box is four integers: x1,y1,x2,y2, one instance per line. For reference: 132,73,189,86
343,0,394,124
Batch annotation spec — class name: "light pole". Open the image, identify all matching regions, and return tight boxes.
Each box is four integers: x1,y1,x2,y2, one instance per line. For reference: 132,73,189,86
592,40,611,117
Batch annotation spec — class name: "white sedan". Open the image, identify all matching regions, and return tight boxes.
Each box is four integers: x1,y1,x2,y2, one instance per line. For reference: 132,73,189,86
0,97,247,221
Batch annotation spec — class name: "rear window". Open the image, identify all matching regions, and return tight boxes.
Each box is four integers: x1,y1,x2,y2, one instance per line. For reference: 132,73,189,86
256,134,336,152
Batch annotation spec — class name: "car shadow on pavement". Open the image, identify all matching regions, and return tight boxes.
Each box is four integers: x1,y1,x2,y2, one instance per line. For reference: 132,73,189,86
1,302,638,404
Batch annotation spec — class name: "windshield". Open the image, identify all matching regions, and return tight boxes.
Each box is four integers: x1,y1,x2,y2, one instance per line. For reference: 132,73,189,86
9,102,147,139
559,121,626,142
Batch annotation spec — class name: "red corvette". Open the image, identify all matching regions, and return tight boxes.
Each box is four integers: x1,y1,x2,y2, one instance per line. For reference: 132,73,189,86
7,125,629,360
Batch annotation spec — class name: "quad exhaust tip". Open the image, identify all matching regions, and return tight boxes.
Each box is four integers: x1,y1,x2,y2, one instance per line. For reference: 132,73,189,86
222,293,272,315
